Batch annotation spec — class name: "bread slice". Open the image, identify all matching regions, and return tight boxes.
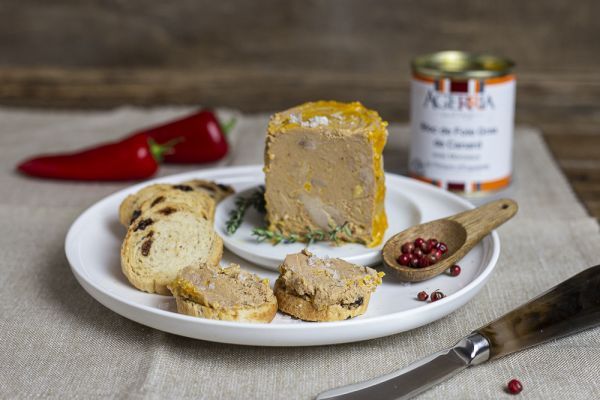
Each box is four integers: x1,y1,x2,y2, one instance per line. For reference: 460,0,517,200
274,250,384,322
274,280,372,322
121,206,223,295
119,184,172,226
138,188,215,221
168,264,277,323
179,179,235,203
119,184,217,227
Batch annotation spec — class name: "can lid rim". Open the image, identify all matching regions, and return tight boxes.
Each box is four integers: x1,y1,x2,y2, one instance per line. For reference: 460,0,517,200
412,51,515,79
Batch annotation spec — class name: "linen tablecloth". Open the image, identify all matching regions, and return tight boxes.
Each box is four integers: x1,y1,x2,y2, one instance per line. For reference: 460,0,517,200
1,107,599,399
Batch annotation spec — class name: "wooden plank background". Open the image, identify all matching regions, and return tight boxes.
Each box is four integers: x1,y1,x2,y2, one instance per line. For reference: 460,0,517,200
1,0,599,216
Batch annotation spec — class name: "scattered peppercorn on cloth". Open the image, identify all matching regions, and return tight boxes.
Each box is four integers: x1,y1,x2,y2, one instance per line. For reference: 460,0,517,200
1,106,599,400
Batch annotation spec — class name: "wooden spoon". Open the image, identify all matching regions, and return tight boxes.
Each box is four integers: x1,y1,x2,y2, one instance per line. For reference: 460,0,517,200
382,198,518,282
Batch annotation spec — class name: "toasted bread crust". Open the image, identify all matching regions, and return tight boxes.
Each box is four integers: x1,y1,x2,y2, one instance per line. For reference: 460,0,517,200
180,179,235,203
273,280,371,322
118,180,231,227
119,184,172,226
139,189,215,221
174,295,277,323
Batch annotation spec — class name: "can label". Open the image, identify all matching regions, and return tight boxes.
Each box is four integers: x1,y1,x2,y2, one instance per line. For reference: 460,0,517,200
409,74,516,193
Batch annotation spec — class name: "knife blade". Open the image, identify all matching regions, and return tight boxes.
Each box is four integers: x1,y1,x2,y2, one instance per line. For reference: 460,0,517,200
316,264,600,400
316,333,490,400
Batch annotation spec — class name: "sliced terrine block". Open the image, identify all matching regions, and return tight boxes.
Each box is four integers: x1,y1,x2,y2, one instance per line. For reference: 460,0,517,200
264,100,388,247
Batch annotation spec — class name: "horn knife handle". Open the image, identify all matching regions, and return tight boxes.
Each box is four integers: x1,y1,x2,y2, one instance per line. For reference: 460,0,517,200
476,265,600,360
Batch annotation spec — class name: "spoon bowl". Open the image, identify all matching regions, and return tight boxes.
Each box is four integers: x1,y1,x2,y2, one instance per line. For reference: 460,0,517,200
382,198,518,281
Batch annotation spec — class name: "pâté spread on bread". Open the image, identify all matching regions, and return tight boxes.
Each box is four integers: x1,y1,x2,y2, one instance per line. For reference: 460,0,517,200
264,101,389,247
169,264,277,323
274,250,384,321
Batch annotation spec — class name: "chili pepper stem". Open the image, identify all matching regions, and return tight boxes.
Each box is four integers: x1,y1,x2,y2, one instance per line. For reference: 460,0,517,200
148,137,184,162
220,117,237,135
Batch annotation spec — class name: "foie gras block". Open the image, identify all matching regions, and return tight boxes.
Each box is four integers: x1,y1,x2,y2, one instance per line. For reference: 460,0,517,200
263,101,388,247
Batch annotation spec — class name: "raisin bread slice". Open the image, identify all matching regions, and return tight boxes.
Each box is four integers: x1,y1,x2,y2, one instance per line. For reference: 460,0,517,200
179,179,235,203
119,183,216,227
168,264,277,323
137,188,215,222
121,205,223,295
119,184,172,226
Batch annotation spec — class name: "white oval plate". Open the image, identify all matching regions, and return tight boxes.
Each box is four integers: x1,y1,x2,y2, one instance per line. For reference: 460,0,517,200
65,165,500,347
216,185,421,269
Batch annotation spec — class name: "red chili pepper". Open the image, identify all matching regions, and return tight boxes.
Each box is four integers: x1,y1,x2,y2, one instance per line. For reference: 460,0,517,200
17,133,168,181
138,109,233,164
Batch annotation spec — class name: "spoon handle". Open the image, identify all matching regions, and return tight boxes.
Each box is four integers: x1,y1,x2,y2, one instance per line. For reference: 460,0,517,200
476,264,600,360
447,199,518,245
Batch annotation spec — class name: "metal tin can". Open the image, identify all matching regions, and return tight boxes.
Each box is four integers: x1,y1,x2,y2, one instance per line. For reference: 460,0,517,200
409,51,516,194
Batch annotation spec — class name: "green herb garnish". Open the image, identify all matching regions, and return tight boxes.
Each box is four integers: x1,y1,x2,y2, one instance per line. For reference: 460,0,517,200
225,186,266,235
252,222,353,246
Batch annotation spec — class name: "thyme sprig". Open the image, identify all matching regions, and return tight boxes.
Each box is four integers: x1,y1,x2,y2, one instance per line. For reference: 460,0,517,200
225,186,266,235
225,186,353,246
252,222,353,246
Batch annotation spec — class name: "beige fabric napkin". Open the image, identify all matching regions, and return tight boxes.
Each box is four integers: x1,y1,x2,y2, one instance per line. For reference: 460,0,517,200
0,107,599,399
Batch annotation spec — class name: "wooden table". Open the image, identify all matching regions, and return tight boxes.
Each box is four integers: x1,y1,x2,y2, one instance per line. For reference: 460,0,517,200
545,135,600,219
1,67,598,219
0,0,598,219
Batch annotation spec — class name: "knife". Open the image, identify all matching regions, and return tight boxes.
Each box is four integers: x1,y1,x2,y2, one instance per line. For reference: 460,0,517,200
316,264,600,400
